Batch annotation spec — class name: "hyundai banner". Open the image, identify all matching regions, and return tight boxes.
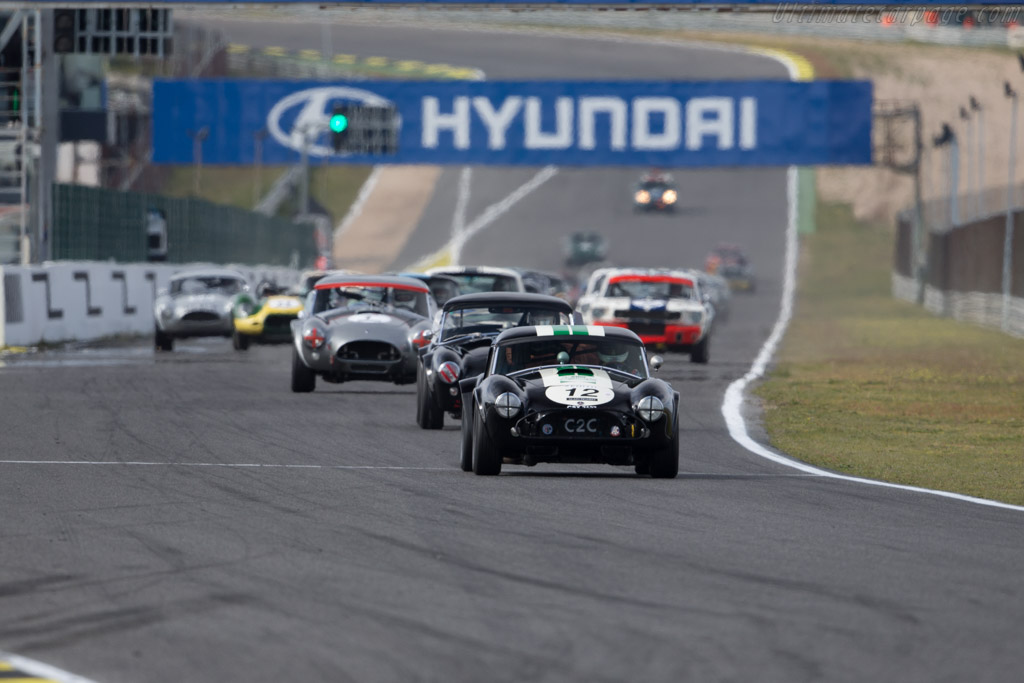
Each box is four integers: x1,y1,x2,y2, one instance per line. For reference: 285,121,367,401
152,79,873,167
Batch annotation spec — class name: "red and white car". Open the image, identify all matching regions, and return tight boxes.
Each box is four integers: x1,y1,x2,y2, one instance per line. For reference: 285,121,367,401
577,268,710,363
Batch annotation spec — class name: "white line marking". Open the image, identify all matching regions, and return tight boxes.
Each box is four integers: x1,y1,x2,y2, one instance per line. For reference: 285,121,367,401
451,165,558,264
333,165,383,246
0,650,101,683
720,53,1024,514
0,460,449,471
451,166,473,251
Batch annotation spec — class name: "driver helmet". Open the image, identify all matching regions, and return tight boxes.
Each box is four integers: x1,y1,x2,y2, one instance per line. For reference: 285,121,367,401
598,342,630,365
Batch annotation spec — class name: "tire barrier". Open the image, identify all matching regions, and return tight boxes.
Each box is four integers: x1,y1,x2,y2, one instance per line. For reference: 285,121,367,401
0,262,300,348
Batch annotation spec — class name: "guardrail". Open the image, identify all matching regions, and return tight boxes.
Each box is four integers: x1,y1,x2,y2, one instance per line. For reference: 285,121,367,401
0,261,301,348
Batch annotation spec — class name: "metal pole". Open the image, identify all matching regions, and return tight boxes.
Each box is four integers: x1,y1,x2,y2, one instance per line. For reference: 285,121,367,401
1003,94,1017,332
949,135,960,227
962,113,974,219
976,108,985,217
912,107,926,304
300,132,309,216
18,13,28,264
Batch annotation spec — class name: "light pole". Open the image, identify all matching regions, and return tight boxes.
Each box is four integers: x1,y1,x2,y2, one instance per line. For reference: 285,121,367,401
960,106,974,219
1003,81,1018,332
970,96,984,217
933,122,958,228
252,127,268,207
186,126,209,196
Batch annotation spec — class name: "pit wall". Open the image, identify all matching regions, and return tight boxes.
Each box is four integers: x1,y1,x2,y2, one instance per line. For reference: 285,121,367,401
0,262,300,348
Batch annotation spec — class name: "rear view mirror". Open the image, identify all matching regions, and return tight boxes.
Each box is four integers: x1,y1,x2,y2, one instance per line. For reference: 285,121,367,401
649,355,664,372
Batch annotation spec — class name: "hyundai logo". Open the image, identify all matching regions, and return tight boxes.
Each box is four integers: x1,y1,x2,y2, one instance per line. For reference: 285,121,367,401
267,86,399,158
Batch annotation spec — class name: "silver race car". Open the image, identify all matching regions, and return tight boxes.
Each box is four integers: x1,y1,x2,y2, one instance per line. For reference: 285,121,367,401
154,268,248,351
290,274,436,392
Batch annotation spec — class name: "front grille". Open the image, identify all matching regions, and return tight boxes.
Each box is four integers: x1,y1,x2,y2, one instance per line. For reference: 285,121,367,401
263,315,293,334
182,311,219,322
613,310,681,321
627,322,666,337
338,340,400,361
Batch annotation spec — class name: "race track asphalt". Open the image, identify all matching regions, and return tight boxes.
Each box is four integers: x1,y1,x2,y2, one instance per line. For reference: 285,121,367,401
0,18,1022,683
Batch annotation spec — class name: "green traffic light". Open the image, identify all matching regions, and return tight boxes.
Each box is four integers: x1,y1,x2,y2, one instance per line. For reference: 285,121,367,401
329,114,348,133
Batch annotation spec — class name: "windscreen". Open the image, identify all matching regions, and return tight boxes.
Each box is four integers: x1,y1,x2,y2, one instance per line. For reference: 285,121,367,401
441,273,519,294
314,286,429,317
441,306,569,341
606,279,694,300
495,337,647,378
170,276,244,295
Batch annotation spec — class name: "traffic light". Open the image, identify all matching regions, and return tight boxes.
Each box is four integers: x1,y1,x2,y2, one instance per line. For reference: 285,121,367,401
53,9,78,54
330,104,350,152
0,25,22,125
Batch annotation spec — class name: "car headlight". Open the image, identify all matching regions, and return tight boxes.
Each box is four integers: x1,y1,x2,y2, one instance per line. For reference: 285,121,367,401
303,325,326,350
635,190,650,204
662,189,677,204
636,396,665,422
590,307,608,321
437,360,460,384
235,301,255,318
494,392,522,419
681,310,703,325
158,305,173,321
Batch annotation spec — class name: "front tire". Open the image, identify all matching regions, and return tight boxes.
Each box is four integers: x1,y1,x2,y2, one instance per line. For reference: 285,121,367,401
690,334,710,364
155,327,173,352
291,347,316,393
233,330,250,351
459,397,474,472
416,365,444,430
471,405,502,476
649,418,680,479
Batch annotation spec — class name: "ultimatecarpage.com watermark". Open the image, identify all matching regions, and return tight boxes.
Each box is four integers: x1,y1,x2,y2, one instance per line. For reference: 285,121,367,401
772,5,1024,26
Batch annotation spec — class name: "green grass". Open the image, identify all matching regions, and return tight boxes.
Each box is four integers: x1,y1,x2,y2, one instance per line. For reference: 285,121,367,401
161,166,371,223
754,202,1024,505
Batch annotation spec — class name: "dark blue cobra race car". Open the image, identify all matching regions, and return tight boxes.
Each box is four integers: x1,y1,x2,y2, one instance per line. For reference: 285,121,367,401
459,325,679,478
416,292,575,429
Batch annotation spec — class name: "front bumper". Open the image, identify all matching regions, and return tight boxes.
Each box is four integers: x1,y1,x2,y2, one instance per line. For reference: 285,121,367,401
235,313,298,341
484,408,672,465
594,321,702,347
158,314,233,338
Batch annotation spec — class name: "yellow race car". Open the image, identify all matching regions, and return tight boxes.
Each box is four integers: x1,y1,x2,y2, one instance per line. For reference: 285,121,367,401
232,283,304,351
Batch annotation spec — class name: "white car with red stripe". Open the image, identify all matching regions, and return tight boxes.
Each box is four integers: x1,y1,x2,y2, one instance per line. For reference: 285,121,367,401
577,268,710,363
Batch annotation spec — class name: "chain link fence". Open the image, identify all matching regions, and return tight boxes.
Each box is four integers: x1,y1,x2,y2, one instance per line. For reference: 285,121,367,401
52,184,318,268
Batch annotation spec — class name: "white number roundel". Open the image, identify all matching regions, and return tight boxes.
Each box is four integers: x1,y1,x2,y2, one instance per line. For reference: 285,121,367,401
545,384,614,407
347,313,393,324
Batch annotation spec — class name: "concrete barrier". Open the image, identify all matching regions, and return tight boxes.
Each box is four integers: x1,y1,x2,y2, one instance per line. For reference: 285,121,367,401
0,262,301,348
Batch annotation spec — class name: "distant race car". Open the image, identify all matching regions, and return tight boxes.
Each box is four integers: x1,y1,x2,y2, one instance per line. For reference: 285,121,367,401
391,272,462,307
231,281,304,351
578,268,710,363
154,268,248,352
458,325,679,477
416,292,575,429
515,269,573,300
705,244,756,292
694,271,731,326
563,231,608,267
426,266,525,294
633,172,678,212
290,274,436,392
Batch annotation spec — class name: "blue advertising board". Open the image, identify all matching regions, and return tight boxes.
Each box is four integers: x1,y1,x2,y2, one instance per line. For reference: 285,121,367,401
152,79,872,167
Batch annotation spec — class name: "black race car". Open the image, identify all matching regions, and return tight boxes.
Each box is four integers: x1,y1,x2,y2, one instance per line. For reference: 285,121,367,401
633,172,678,212
416,293,575,429
459,325,679,478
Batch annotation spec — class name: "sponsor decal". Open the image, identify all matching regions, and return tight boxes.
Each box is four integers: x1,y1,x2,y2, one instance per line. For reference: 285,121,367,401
541,423,554,436
630,298,667,312
267,86,400,158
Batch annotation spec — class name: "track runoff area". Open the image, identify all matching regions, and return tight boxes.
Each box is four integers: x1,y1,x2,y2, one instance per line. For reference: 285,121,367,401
2,12,1024,683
